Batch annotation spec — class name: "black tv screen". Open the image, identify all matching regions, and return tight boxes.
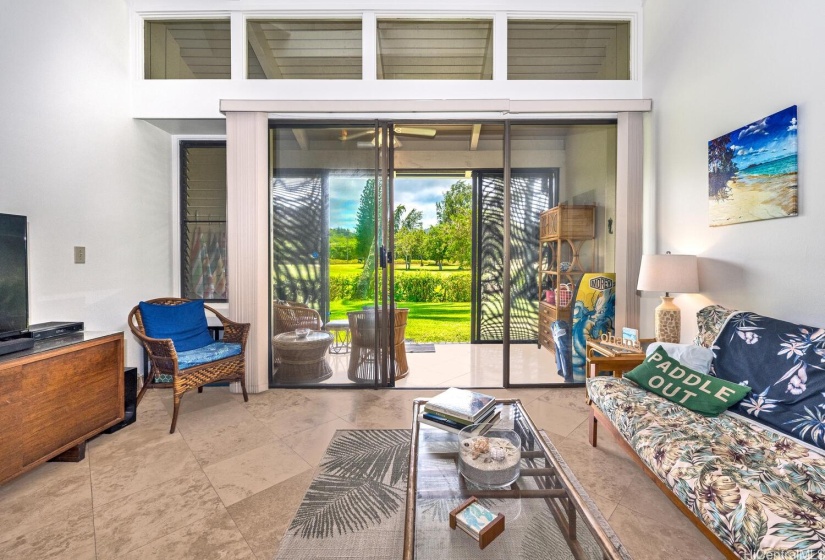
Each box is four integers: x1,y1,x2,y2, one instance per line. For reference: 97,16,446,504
0,213,28,338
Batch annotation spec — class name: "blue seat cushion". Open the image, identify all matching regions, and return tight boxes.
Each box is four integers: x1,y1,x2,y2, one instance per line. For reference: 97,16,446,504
177,342,242,370
139,300,215,352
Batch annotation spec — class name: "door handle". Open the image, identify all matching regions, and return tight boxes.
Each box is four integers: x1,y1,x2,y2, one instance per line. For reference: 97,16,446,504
379,246,387,268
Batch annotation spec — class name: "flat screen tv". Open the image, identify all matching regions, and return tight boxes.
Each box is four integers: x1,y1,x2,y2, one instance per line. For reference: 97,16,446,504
0,213,29,340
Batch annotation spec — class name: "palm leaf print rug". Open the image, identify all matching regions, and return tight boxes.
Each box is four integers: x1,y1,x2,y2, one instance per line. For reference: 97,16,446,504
275,429,410,559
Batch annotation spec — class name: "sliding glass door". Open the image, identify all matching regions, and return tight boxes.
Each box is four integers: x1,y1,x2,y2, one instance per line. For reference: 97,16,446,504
268,120,617,389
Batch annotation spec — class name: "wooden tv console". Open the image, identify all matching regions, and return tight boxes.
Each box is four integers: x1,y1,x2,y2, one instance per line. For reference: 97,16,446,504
0,331,124,485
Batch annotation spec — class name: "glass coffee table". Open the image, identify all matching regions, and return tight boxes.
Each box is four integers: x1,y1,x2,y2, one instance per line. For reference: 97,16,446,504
403,398,631,560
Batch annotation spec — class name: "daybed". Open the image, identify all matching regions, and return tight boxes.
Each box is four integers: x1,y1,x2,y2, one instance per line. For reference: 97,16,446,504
588,305,825,559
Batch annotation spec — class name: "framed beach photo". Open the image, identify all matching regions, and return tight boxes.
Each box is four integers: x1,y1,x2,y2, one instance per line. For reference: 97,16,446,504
708,106,798,227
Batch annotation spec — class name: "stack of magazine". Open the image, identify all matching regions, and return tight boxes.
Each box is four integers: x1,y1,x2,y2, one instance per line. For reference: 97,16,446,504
419,387,500,435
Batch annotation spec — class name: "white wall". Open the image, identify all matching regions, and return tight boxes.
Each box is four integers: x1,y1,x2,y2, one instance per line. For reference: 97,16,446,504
642,0,825,341
563,125,617,272
0,1,173,370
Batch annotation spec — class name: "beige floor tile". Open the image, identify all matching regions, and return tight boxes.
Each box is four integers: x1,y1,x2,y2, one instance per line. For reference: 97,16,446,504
340,397,416,429
0,461,92,545
281,418,357,466
227,469,316,560
122,508,256,560
553,437,640,504
522,399,589,438
608,505,725,560
94,470,222,560
248,398,342,439
532,386,591,413
158,386,239,416
585,489,619,520
619,472,692,528
90,430,201,507
565,417,638,465
176,402,280,467
203,440,312,507
0,512,96,560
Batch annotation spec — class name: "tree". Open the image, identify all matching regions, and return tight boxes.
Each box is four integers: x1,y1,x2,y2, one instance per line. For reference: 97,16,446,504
329,228,356,260
396,227,425,270
436,180,472,223
399,208,423,231
445,210,472,268
354,179,375,259
432,180,472,269
425,223,450,270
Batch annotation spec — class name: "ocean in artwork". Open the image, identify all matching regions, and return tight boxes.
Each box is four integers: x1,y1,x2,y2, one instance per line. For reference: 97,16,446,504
708,105,798,227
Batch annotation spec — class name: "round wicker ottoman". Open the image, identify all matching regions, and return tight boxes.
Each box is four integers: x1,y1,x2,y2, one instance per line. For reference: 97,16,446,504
273,331,333,384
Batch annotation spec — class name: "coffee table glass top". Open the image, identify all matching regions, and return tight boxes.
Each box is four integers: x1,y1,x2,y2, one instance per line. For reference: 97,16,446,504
404,398,631,560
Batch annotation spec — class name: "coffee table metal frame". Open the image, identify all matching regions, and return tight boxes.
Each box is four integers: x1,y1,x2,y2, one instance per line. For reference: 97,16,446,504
403,398,630,560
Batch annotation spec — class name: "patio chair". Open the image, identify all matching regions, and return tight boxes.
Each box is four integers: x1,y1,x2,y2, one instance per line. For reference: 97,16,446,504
128,297,249,434
347,308,409,383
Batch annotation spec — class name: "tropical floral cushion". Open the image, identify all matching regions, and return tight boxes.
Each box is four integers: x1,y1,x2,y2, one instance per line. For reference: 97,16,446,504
694,304,738,349
713,311,825,451
588,376,825,558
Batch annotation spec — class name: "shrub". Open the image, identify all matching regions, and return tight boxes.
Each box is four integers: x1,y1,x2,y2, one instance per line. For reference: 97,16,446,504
330,270,471,302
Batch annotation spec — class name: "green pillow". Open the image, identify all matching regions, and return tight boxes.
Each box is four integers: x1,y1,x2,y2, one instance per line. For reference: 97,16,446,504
625,347,750,416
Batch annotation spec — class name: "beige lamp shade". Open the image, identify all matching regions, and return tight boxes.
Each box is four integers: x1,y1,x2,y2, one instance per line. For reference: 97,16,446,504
637,254,699,343
637,254,699,295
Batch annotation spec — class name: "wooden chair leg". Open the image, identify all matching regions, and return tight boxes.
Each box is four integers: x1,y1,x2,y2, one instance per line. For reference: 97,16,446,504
170,393,182,434
588,407,598,447
239,375,249,402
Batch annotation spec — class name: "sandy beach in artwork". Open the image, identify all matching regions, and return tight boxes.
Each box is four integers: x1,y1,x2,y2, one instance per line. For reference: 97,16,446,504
709,171,798,226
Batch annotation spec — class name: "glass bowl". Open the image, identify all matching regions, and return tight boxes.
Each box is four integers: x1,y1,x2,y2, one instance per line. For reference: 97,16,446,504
294,328,310,339
457,427,521,488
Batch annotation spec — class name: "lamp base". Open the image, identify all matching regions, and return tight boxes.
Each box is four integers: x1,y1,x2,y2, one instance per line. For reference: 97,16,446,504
655,296,681,343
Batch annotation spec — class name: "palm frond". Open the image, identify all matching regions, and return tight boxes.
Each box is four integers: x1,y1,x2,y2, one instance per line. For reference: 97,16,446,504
322,429,410,486
289,474,405,538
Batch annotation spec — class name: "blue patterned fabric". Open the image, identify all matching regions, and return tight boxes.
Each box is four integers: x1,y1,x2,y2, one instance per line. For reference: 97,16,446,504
714,312,825,450
177,342,242,370
139,300,214,352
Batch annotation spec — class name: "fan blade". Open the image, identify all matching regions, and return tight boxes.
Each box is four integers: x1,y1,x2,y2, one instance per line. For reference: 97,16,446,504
340,130,374,141
394,126,437,138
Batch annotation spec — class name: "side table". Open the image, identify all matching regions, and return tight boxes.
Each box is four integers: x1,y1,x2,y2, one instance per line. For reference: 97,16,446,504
584,339,647,403
324,319,351,354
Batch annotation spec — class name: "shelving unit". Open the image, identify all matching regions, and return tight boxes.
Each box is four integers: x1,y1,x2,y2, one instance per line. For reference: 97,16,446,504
538,204,596,352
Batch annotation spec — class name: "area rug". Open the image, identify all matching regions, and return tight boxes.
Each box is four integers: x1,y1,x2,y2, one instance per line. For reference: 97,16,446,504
405,342,436,353
275,429,409,559
276,429,612,559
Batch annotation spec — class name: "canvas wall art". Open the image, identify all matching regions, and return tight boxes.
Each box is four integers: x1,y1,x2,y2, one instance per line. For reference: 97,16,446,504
708,105,798,227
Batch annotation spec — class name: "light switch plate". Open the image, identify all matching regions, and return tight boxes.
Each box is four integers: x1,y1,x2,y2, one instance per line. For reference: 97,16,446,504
74,246,86,264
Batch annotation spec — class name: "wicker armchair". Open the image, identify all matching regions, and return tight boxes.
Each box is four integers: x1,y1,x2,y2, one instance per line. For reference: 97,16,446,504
128,297,249,434
347,308,409,384
273,301,323,363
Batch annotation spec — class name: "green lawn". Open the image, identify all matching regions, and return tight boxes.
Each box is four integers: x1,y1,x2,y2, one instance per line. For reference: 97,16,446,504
329,300,471,343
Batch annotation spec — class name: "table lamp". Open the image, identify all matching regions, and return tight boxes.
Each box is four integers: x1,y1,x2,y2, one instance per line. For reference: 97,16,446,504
637,253,699,343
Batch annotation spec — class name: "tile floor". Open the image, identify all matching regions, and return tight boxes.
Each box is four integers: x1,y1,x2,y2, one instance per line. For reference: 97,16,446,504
317,342,565,387
0,386,725,560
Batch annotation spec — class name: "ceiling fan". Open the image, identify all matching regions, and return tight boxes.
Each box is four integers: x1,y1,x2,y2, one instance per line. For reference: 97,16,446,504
339,126,437,148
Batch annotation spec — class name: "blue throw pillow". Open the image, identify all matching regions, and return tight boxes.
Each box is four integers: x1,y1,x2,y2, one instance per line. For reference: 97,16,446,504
138,300,214,352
